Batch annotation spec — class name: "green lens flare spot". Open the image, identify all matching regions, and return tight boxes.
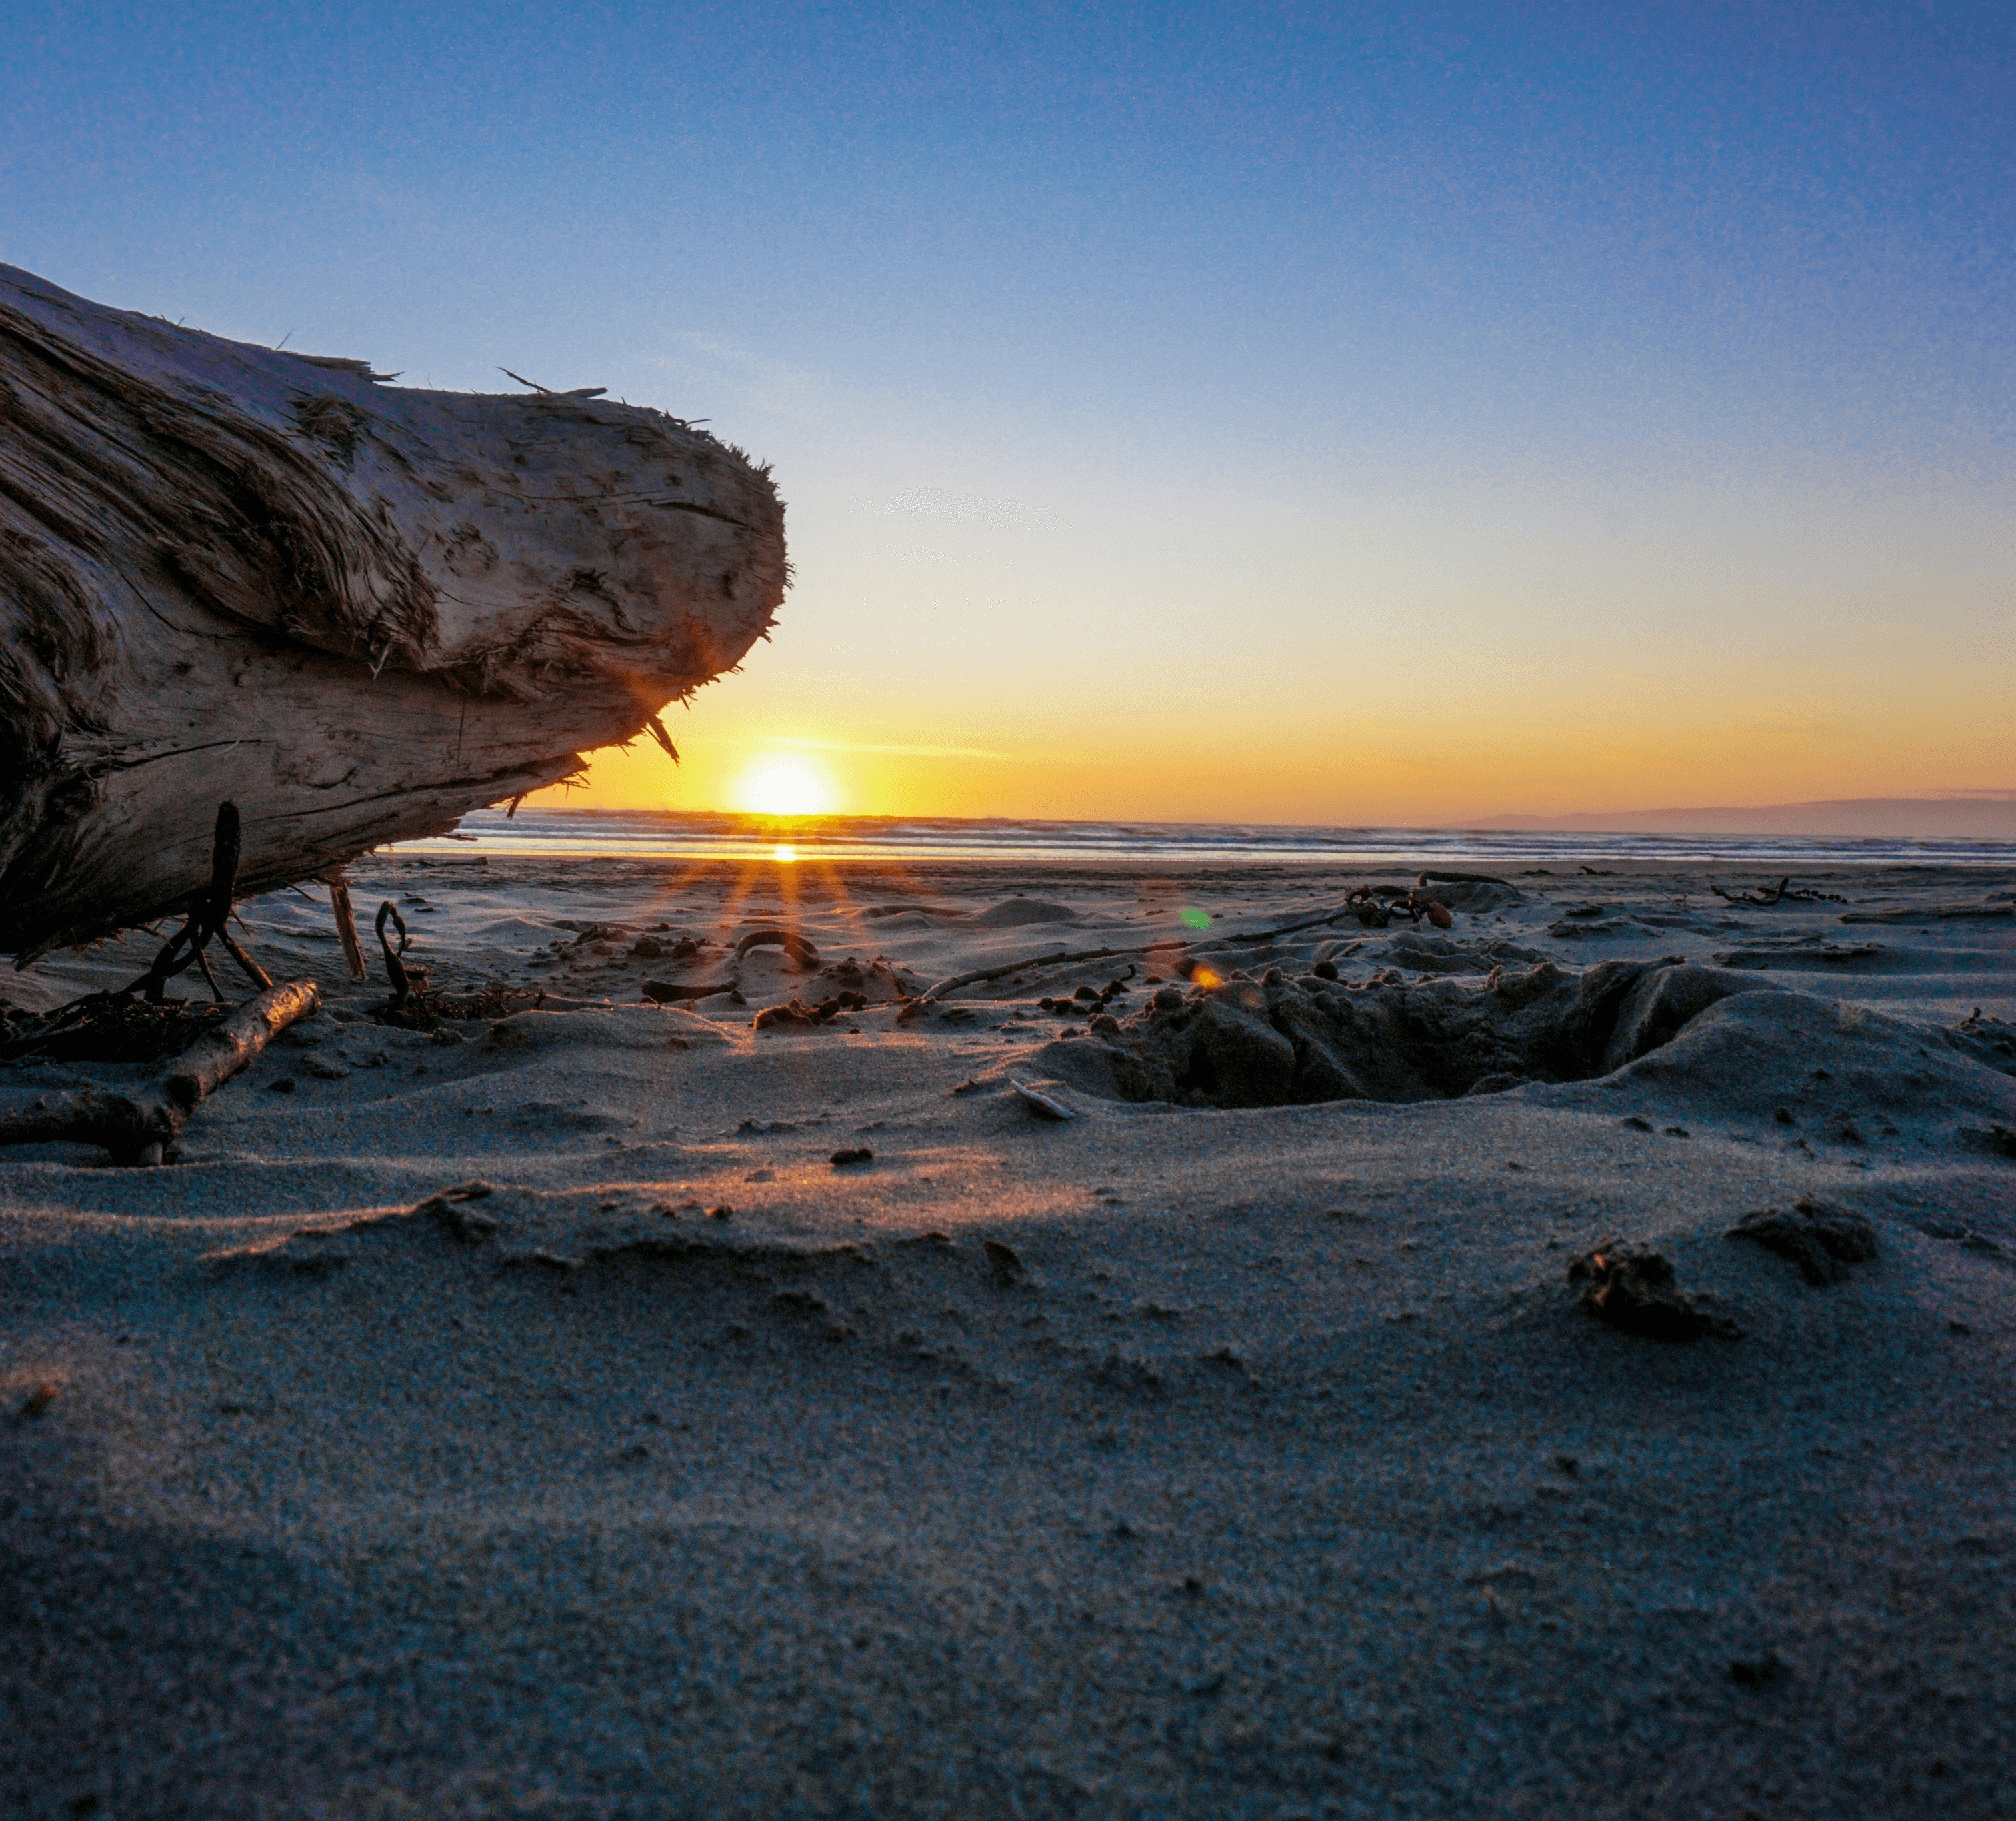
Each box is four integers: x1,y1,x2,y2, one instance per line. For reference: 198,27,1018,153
1179,907,1211,930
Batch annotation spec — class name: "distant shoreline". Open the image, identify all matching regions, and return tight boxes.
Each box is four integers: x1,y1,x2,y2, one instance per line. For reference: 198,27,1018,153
405,804,2016,867
1454,793,2016,839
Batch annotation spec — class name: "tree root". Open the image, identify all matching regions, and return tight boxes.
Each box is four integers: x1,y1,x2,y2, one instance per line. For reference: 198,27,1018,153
109,803,274,1003
369,899,540,1027
0,995,230,1065
3,803,276,1063
752,991,867,1031
1346,886,1452,929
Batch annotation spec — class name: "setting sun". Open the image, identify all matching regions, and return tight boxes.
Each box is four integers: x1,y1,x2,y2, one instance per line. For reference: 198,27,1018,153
731,753,839,817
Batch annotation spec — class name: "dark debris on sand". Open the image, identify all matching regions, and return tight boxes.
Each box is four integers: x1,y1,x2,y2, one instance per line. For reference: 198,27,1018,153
755,992,869,1032
372,899,549,1030
1725,1198,1879,1286
0,994,231,1065
1568,1243,1743,1342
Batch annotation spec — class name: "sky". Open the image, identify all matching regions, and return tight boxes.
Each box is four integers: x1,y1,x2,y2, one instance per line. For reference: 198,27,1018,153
6,1,2012,825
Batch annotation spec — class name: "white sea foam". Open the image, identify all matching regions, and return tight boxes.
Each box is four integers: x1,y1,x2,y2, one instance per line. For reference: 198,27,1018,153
406,805,2016,869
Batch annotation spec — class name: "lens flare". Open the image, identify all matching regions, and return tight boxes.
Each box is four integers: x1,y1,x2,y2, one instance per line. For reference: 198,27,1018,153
1179,907,1211,930
1191,964,1223,988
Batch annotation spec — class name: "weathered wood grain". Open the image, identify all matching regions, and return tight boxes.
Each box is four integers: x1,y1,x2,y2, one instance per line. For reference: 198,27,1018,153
1,265,787,962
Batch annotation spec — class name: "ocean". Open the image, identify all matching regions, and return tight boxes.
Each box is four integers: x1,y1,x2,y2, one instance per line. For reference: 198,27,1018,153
404,807,2016,869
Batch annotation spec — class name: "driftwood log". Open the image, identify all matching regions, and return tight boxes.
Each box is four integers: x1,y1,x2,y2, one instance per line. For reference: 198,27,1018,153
0,264,787,963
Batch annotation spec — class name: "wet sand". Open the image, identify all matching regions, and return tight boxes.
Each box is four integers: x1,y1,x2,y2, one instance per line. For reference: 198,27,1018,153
3,856,2014,1818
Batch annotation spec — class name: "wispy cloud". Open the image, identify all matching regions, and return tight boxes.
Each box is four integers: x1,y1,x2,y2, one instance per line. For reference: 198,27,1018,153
771,737,1017,762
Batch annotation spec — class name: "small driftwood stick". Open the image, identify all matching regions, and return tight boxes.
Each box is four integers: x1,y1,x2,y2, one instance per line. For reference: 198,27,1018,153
325,872,368,980
901,903,1373,1016
217,929,273,993
0,980,319,1164
1209,904,1382,945
1710,878,1843,907
1711,877,1791,907
1009,1080,1076,1121
901,942,1186,1016
160,980,319,1106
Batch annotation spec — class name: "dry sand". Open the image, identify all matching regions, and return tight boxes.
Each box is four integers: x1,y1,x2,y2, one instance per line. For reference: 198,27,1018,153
3,855,2015,1818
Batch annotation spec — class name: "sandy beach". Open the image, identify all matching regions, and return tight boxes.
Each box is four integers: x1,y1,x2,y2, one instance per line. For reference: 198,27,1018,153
4,854,2015,1818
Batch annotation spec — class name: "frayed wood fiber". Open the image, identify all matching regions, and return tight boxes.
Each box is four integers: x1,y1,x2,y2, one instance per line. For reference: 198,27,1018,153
0,265,787,961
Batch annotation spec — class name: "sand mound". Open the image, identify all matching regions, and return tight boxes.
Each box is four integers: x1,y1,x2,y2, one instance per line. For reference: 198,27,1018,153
200,1183,1081,1384
481,1004,735,1053
467,914,563,942
1597,986,2016,1134
971,897,1080,928
1943,1009,2016,1077
1359,931,1547,976
803,957,910,1004
1419,877,1525,912
205,1180,858,1281
8,850,2016,1816
1726,1198,1880,1286
1548,914,1663,941
855,902,966,921
1713,938,1888,972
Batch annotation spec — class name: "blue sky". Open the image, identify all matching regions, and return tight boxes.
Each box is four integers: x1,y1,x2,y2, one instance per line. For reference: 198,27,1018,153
7,2,2012,819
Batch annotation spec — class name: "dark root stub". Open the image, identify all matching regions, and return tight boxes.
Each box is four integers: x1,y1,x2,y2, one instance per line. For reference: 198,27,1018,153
371,899,541,1029
735,928,821,970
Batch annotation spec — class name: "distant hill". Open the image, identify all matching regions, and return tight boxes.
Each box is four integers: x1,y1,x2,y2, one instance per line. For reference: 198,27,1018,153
1449,795,2016,839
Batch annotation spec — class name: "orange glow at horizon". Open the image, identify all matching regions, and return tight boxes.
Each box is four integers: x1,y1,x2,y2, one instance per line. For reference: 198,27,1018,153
539,471,2016,832
546,682,2016,828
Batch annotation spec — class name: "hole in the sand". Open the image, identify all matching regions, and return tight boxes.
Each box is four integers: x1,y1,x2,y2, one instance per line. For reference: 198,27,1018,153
1045,959,1784,1109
